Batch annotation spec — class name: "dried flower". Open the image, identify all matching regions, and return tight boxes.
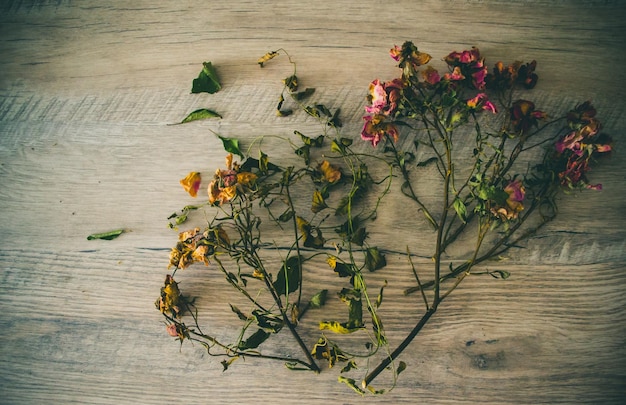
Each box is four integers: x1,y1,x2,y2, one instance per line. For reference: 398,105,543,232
317,160,342,184
551,102,612,190
365,78,403,116
390,41,432,77
156,275,183,317
444,47,487,90
361,115,399,147
180,172,202,197
421,66,441,85
208,153,257,205
509,100,546,135
466,93,497,114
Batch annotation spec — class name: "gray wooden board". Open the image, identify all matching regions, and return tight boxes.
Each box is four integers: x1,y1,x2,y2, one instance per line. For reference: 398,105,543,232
1,1,625,403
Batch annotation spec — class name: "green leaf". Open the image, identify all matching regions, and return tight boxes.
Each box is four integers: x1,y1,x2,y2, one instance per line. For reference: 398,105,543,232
87,229,125,240
238,329,270,350
273,255,302,296
191,62,221,94
397,361,407,375
229,304,249,321
217,135,244,159
350,227,367,246
252,310,284,333
180,108,221,124
294,87,315,101
315,104,332,117
329,108,342,128
365,247,386,272
294,144,311,165
277,209,294,222
453,198,467,223
309,289,328,309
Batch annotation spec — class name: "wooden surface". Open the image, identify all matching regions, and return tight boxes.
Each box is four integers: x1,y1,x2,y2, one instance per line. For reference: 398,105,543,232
1,1,625,403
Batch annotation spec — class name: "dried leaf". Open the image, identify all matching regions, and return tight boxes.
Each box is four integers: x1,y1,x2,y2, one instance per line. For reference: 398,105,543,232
311,190,328,213
294,87,315,100
258,51,279,67
238,329,270,350
309,289,328,309
365,247,386,272
273,255,302,296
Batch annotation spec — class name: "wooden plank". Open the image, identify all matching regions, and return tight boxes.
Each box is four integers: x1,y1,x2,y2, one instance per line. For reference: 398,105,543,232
0,0,625,403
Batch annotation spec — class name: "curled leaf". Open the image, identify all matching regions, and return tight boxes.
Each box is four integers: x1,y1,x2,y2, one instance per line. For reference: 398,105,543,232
221,356,239,372
311,336,349,368
296,216,325,248
309,289,328,309
453,197,467,223
87,229,125,240
489,270,511,279
258,51,279,67
283,75,298,92
192,62,221,94
319,321,363,334
338,376,366,395
311,190,328,213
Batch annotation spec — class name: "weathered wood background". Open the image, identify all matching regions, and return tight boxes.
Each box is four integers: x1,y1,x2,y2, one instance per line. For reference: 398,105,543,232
1,0,625,403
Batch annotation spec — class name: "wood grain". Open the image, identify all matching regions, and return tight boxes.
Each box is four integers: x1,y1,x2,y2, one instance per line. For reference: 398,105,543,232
1,0,625,403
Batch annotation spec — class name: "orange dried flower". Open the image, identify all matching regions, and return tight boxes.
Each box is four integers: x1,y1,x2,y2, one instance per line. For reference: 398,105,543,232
180,172,202,197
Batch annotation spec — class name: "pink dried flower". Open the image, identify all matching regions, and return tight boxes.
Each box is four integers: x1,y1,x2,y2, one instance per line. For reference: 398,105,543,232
466,93,497,114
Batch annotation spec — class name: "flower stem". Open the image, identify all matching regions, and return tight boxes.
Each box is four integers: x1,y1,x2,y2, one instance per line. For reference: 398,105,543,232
362,307,437,388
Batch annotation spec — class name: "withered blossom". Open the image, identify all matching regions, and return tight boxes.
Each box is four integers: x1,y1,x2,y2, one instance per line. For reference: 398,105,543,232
552,102,612,190
390,41,432,77
509,100,546,135
489,180,526,221
207,153,258,205
179,171,202,197
156,275,183,317
444,47,487,90
466,93,497,114
365,78,404,116
361,114,399,147
317,160,341,184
